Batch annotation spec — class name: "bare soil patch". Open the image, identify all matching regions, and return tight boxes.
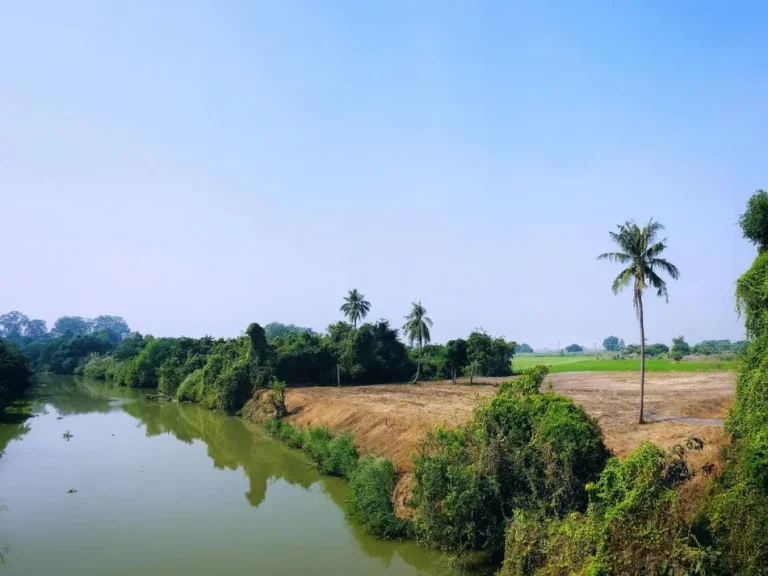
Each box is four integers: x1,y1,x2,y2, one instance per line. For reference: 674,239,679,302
284,371,736,473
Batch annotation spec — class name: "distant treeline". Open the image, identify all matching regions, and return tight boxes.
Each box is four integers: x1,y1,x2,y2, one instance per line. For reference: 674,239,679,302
0,307,515,414
515,337,748,357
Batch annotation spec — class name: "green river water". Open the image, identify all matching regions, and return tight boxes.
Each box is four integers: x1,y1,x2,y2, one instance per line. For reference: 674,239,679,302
0,376,461,575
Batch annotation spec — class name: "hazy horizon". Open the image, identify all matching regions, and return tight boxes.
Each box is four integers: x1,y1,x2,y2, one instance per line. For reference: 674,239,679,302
2,1,763,348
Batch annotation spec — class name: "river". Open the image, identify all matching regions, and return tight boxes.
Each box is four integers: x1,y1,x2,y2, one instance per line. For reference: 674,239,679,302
0,376,460,575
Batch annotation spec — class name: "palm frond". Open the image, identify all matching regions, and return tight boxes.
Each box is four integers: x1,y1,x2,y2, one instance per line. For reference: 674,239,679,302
612,267,634,294
645,241,667,259
598,252,631,263
647,269,669,302
650,258,680,280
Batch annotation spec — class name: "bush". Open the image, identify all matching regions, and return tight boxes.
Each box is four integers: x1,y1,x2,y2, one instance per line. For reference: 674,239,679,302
500,442,711,576
82,354,118,380
349,456,410,539
411,390,609,558
303,425,333,468
499,365,549,396
324,433,359,478
176,369,204,403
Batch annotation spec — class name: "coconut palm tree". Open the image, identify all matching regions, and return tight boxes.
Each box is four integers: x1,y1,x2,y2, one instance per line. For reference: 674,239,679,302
340,289,371,329
598,219,679,424
403,301,433,383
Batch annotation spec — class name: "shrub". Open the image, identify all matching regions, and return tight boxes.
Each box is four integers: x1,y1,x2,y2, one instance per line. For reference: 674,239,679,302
411,391,609,558
176,369,204,403
303,425,333,468
82,354,118,380
349,456,410,539
157,357,184,397
324,433,359,478
500,442,711,576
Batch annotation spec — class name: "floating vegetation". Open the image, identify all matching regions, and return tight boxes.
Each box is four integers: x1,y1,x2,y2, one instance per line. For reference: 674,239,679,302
62,430,73,441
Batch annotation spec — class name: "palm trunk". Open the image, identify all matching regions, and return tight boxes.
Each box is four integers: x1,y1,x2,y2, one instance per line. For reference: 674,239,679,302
451,367,456,385
638,293,646,424
414,340,421,384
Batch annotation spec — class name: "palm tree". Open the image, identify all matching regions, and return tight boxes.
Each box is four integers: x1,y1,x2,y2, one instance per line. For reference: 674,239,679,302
403,301,433,383
340,289,371,329
598,219,679,424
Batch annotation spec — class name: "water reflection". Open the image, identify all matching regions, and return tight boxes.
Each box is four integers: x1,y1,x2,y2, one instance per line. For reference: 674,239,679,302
122,400,317,509
25,376,460,576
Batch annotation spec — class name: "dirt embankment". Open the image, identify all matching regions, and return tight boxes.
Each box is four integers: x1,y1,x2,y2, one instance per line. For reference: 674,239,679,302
284,371,736,473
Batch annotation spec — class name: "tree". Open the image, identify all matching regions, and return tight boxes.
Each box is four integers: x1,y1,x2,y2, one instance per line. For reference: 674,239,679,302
446,339,467,384
340,289,371,329
514,343,533,354
599,219,679,424
264,322,313,341
402,301,433,383
670,336,690,361
465,330,515,377
603,336,620,352
738,189,768,251
565,343,583,353
90,315,130,344
0,311,29,345
25,319,47,340
645,343,669,357
52,316,91,337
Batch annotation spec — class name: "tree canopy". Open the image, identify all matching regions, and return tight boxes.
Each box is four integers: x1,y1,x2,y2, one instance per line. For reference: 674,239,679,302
738,189,768,251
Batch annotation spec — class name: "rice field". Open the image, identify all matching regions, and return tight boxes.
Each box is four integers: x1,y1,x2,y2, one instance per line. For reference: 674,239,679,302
513,355,736,373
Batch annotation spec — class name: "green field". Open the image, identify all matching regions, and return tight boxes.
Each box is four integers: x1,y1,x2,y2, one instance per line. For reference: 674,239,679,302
513,355,736,373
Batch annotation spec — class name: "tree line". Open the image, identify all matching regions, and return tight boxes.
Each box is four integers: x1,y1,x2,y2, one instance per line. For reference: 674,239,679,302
0,294,516,414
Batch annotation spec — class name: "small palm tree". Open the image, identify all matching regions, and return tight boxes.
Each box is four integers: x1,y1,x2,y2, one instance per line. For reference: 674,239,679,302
340,289,371,328
599,219,679,424
403,301,433,383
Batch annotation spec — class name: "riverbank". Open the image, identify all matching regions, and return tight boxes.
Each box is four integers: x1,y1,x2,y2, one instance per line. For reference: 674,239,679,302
279,371,735,499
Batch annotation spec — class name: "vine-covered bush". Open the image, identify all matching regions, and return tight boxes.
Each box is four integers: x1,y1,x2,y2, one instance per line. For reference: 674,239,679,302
499,365,549,396
501,441,710,575
411,389,609,558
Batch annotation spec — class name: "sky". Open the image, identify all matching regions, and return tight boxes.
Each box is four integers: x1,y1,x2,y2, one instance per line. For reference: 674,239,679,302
1,1,765,349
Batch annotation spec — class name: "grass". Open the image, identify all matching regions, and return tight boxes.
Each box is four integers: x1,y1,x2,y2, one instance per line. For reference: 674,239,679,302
513,356,736,373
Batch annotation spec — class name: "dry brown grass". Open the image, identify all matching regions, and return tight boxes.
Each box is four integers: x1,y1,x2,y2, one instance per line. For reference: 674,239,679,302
284,371,735,474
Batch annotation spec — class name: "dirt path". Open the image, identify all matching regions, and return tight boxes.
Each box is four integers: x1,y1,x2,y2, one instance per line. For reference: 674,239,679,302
284,371,736,472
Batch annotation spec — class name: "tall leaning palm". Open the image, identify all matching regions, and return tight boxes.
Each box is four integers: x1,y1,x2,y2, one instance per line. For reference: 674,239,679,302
598,219,679,424
340,289,371,329
403,301,433,383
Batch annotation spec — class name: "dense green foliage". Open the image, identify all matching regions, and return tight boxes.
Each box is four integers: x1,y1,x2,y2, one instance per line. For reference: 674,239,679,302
500,441,710,575
737,189,768,251
0,340,33,412
514,343,533,354
410,377,608,559
564,343,583,353
264,322,314,341
466,330,515,377
703,202,768,574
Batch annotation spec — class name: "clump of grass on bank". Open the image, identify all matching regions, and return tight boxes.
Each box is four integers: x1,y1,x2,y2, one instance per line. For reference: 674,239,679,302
264,417,407,538
349,456,411,539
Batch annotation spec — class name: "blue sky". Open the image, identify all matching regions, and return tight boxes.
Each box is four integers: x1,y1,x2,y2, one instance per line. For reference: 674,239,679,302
1,1,765,348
